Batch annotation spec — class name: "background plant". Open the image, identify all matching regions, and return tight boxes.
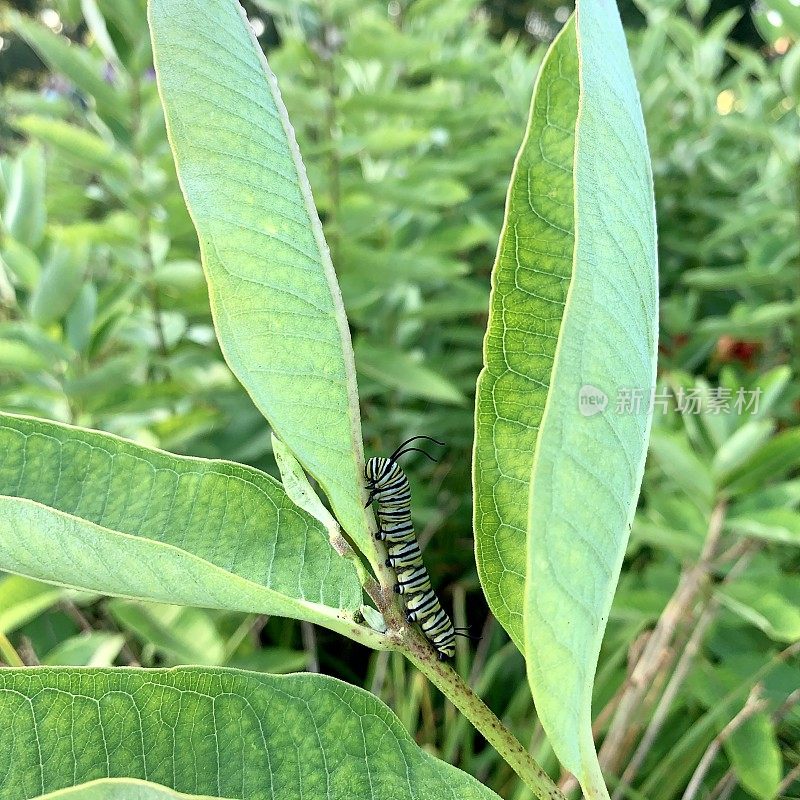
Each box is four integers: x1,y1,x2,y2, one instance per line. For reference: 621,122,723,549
0,0,798,799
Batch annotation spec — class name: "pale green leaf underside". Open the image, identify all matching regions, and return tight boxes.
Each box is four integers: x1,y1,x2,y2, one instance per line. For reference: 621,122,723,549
0,668,500,800
35,779,219,800
0,414,363,630
149,0,370,558
525,2,658,796
473,16,578,651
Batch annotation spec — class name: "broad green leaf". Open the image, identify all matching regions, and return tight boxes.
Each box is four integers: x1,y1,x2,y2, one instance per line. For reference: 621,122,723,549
696,301,800,337
35,778,217,800
1,145,46,250
149,0,372,563
65,283,98,353
97,0,149,46
712,420,775,481
724,712,782,800
474,3,657,796
2,88,75,120
648,430,714,510
0,339,50,373
356,341,467,406
0,413,373,644
748,366,792,421
1,237,42,291
0,668,500,800
760,0,800,37
731,480,800,514
228,647,308,674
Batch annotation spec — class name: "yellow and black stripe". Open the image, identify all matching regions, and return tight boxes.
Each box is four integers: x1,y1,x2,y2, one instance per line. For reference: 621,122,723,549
365,444,456,660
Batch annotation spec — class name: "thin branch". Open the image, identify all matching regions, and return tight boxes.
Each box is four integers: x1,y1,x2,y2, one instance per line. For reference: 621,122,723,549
16,636,40,666
614,601,717,798
777,762,800,797
613,548,754,798
141,213,170,360
59,599,94,632
682,684,766,800
131,71,169,363
301,621,320,672
707,687,800,800
599,499,727,774
369,649,390,696
707,771,737,800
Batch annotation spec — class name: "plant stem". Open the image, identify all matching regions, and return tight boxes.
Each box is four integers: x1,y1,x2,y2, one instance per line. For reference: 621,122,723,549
366,506,561,796
777,762,800,797
706,687,800,800
682,684,766,800
0,631,24,668
371,564,561,797
598,498,727,774
405,643,566,800
301,621,320,672
612,546,755,798
132,70,169,362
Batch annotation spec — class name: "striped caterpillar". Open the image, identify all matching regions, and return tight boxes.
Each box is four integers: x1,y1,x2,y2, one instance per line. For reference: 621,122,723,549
365,437,470,660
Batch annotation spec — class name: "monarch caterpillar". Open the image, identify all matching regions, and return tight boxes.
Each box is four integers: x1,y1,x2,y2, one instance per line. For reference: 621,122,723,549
365,436,471,660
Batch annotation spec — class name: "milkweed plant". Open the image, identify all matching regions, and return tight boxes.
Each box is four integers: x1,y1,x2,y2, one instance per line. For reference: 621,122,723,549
0,1,657,799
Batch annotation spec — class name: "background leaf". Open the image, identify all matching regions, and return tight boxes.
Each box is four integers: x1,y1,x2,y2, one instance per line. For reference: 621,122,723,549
357,341,467,406
724,712,782,800
0,575,63,636
6,10,130,130
1,144,46,250
41,632,125,667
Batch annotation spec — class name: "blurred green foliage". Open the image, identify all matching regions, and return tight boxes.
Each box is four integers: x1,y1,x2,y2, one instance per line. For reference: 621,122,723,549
0,0,798,798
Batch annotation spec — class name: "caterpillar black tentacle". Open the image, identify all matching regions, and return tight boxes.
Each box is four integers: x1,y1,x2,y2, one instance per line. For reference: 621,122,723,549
365,440,458,660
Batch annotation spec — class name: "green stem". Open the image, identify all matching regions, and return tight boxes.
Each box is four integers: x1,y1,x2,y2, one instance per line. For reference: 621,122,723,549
0,631,24,667
365,517,562,797
399,628,566,800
